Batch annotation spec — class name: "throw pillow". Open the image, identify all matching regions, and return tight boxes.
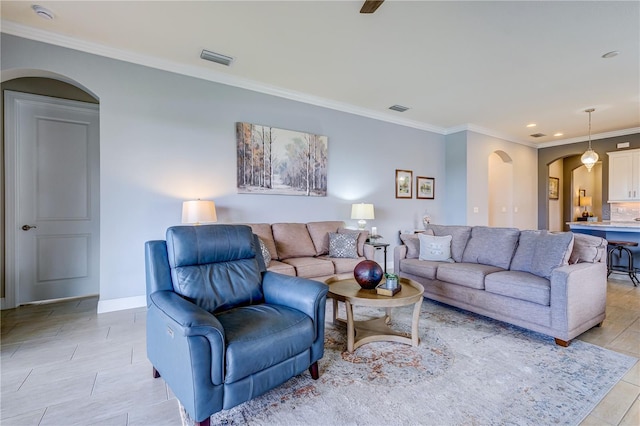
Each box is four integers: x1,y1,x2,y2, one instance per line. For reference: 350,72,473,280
338,228,369,256
258,237,271,266
329,232,358,258
400,230,434,259
418,233,453,262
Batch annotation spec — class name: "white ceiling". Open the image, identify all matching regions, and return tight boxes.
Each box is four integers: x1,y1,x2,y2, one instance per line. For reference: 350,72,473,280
2,1,639,146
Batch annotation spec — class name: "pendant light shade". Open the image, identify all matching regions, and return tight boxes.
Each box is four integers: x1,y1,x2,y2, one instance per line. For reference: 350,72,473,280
581,108,598,172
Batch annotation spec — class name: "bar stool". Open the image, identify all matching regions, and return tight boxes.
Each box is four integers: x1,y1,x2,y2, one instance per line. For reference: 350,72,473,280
607,240,639,286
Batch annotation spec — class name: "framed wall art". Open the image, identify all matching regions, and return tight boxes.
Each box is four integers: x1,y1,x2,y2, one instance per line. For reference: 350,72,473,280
416,176,435,199
395,169,413,199
236,122,328,196
549,177,559,200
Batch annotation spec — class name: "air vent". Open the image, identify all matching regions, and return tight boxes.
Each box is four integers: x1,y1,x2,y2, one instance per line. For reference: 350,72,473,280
530,133,546,138
200,49,234,66
389,104,409,112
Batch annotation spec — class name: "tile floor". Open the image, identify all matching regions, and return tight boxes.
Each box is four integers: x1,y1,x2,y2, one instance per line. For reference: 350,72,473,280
1,280,638,426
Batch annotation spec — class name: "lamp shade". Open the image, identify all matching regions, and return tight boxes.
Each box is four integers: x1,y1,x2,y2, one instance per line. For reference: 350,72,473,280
182,200,217,225
579,196,593,207
581,149,599,172
351,203,375,220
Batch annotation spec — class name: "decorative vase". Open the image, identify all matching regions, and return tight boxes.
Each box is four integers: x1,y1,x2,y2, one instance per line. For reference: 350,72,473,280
353,260,383,289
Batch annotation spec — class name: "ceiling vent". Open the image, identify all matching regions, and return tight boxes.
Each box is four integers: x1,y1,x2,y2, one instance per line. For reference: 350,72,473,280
530,133,546,138
200,49,234,66
389,104,409,112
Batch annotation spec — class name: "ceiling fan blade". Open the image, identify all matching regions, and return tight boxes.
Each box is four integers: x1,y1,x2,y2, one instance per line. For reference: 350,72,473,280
360,0,384,14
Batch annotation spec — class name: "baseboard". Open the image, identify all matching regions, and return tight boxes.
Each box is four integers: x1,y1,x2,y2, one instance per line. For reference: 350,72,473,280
97,295,146,313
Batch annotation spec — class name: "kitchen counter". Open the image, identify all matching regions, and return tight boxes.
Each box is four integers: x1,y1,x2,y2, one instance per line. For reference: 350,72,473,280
567,221,640,232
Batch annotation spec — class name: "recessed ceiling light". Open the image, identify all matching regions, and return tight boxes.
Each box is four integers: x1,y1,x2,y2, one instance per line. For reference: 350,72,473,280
602,51,620,59
526,123,537,128
200,49,233,66
32,4,54,20
554,132,564,137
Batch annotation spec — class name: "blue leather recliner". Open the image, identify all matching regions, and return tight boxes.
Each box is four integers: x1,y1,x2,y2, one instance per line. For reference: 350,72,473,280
145,224,328,426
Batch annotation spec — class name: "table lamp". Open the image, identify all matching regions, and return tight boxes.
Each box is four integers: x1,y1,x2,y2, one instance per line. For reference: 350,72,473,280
351,203,374,230
579,196,592,217
182,199,217,225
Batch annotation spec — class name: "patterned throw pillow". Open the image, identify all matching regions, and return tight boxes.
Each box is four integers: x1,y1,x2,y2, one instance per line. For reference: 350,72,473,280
418,233,453,262
328,232,358,258
258,238,272,265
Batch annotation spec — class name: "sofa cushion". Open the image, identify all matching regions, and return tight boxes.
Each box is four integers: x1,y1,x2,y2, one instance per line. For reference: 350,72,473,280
569,233,607,264
338,228,369,257
400,230,434,259
282,257,335,277
272,223,317,260
266,260,296,276
511,230,574,279
485,271,551,306
328,232,358,258
306,221,344,255
436,262,503,290
399,258,441,280
320,255,366,274
245,223,278,261
462,226,520,269
427,225,472,263
419,233,453,261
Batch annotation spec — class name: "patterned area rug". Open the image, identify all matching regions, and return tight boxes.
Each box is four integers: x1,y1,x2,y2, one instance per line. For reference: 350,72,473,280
181,300,637,425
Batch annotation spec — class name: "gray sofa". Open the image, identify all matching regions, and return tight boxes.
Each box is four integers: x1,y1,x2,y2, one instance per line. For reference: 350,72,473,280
394,225,608,346
245,221,374,281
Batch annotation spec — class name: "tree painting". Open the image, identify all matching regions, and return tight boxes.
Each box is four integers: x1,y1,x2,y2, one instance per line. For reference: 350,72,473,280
236,122,328,196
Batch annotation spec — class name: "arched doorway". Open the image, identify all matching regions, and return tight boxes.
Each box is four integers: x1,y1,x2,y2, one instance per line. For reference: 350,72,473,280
488,150,513,227
2,73,100,309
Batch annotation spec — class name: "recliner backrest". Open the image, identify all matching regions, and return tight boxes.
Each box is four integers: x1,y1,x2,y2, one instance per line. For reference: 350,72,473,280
166,224,264,313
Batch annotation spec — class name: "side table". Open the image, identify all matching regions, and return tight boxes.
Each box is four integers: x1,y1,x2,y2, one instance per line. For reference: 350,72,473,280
365,241,390,274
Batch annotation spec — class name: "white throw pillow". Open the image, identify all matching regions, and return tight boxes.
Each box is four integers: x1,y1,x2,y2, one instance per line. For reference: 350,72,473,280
418,233,453,262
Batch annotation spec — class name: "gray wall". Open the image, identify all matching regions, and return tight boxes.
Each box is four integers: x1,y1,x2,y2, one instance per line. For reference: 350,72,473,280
1,34,447,309
538,133,640,229
444,131,468,225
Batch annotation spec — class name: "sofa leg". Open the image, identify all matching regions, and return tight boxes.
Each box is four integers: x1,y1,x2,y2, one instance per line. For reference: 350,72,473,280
309,361,319,380
596,322,603,327
152,367,161,379
195,418,210,426
554,338,570,347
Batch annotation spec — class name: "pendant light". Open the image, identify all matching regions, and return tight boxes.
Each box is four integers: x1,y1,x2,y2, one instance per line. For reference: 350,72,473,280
581,108,598,172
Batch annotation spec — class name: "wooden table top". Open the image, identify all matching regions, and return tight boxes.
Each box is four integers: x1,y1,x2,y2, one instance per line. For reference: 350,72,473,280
325,276,424,308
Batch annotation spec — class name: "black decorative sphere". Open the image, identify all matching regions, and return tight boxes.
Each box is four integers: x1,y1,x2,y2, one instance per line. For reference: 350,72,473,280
353,260,383,289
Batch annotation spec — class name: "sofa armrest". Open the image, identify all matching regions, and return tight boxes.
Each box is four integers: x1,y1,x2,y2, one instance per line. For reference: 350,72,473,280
394,245,408,274
549,262,607,337
148,291,225,385
364,244,376,260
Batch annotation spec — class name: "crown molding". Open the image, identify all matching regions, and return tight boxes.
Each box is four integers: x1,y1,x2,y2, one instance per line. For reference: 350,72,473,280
444,124,536,148
1,21,447,135
536,127,640,149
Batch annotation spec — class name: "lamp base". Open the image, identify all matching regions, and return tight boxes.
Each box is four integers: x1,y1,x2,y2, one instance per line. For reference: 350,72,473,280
357,220,367,230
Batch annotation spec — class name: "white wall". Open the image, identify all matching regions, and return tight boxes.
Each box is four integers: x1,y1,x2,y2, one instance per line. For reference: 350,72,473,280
572,163,602,220
2,34,447,309
466,131,538,229
488,152,514,227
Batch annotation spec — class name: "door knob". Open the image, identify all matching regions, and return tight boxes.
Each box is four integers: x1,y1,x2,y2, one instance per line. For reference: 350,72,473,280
21,225,37,231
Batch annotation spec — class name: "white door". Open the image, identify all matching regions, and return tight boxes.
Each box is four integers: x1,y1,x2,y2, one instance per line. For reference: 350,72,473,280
4,91,99,306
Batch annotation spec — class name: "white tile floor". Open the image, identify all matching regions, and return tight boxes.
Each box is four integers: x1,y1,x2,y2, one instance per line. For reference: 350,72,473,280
1,280,638,425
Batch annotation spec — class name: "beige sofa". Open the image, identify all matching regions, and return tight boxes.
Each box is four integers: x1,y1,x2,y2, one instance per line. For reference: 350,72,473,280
245,221,375,281
394,225,608,346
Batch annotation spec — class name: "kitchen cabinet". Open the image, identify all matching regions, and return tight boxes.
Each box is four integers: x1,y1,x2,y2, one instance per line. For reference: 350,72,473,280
608,149,640,201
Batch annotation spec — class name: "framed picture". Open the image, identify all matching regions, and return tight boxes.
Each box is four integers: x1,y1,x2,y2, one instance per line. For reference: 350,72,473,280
236,122,328,196
549,177,559,200
395,169,413,199
416,176,435,199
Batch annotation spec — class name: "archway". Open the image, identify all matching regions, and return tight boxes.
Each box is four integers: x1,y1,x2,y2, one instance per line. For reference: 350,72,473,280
488,150,514,227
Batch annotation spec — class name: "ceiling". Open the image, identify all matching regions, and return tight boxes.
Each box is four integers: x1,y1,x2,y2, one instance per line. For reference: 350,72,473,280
2,1,639,146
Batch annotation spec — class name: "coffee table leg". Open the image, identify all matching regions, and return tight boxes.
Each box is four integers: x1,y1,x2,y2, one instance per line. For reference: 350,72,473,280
411,298,423,346
346,300,355,352
332,298,339,326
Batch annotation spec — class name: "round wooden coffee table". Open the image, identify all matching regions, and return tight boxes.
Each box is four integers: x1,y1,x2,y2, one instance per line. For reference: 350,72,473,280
325,276,424,353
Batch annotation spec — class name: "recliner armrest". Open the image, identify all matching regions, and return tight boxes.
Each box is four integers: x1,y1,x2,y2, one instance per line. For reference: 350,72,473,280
150,291,225,340
262,272,328,321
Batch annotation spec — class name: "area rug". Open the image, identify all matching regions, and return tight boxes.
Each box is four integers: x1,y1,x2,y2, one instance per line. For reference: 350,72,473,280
180,300,637,425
